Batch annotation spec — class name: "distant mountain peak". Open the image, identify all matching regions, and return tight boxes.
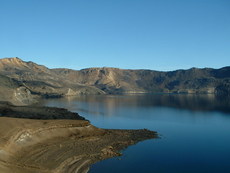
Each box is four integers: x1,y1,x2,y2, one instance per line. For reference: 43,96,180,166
0,57,50,74
0,57,26,68
1,57,23,62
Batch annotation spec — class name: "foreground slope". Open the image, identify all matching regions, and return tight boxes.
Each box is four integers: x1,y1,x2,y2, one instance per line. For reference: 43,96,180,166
0,102,156,173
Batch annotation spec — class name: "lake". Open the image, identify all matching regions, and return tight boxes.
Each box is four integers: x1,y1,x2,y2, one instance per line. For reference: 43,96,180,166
41,94,230,173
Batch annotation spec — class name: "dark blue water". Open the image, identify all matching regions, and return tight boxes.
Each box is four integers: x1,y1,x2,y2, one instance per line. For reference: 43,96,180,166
41,94,230,173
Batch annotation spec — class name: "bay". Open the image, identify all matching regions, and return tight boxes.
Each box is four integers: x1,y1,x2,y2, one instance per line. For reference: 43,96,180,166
41,94,230,173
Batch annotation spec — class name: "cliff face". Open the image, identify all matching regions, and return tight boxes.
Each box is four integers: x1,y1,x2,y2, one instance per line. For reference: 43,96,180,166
0,57,229,104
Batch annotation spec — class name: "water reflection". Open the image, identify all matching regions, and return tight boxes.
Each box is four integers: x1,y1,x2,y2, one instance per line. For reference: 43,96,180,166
40,94,230,173
40,94,230,117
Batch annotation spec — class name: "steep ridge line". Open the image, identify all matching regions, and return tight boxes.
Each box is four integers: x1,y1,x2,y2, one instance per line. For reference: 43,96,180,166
0,57,229,105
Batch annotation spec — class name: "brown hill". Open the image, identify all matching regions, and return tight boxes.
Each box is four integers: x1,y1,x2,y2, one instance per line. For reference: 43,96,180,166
53,66,230,94
0,58,104,104
0,57,229,104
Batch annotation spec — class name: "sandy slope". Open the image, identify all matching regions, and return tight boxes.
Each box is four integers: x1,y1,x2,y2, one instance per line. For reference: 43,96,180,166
0,117,156,173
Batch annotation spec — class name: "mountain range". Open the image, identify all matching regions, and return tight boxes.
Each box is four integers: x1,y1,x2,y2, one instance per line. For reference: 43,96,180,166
0,57,229,105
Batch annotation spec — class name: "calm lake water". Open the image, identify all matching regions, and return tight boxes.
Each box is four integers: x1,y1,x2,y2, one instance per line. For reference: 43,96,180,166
41,94,230,173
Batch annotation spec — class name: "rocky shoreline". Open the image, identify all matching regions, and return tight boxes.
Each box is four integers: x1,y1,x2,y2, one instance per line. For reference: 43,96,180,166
0,102,157,173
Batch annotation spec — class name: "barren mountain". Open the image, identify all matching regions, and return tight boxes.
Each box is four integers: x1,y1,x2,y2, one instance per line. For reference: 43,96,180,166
0,57,229,104
53,67,228,94
0,58,104,104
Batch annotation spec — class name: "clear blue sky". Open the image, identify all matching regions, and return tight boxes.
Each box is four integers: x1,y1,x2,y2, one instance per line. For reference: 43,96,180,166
0,0,229,71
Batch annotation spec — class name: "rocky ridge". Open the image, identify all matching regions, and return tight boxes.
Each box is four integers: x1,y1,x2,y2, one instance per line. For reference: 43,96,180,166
0,57,229,104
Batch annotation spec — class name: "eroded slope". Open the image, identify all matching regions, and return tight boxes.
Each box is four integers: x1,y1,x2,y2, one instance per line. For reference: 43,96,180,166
0,103,157,173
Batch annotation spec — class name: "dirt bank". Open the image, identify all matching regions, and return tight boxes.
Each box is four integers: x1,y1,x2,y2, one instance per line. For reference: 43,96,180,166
0,103,157,173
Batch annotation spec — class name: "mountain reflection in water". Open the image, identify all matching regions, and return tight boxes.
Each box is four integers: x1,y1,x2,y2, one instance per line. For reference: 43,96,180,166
42,94,230,115
40,94,230,173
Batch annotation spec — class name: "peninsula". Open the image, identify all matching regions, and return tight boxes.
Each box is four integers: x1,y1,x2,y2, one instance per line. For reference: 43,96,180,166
0,102,156,173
